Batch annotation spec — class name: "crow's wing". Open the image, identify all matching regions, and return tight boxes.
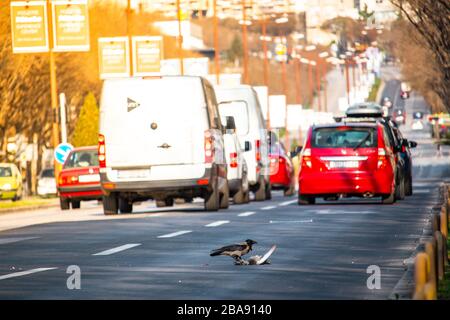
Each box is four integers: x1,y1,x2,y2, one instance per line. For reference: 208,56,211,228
210,243,247,256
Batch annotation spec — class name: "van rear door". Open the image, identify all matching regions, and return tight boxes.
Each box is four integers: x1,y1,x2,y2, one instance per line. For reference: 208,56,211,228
100,77,208,168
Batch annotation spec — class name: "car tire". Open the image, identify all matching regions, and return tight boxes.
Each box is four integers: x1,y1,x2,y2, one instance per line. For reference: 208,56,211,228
382,189,396,204
233,182,246,205
284,181,295,197
406,175,413,196
298,194,315,205
254,176,266,201
265,181,272,200
220,182,229,209
119,198,133,213
205,178,220,211
395,176,406,200
103,193,119,215
71,200,81,209
156,199,174,208
60,197,70,210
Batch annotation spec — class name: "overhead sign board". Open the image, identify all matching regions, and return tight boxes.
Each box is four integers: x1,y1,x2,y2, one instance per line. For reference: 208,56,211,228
98,37,130,79
52,0,90,52
132,36,163,76
10,1,49,53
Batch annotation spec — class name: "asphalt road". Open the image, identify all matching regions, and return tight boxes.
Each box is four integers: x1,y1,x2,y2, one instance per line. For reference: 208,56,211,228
0,73,448,300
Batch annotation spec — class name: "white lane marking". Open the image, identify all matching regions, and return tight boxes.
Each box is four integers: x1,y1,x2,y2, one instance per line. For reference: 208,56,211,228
238,211,256,217
92,243,141,256
279,200,297,207
205,220,230,227
316,209,374,215
413,189,431,194
157,230,192,238
269,219,313,224
261,205,276,210
0,237,39,245
0,267,58,281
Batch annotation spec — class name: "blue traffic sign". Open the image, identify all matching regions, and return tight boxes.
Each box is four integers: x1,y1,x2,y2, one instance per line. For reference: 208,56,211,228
54,143,74,164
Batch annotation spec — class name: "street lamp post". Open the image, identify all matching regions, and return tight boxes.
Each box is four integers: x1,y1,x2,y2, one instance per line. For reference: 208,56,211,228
241,0,249,84
127,0,134,76
213,0,220,84
47,0,60,176
315,60,321,112
176,0,184,75
261,16,269,88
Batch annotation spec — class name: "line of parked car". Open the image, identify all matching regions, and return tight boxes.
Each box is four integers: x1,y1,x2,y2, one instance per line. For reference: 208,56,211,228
55,76,416,213
57,76,295,214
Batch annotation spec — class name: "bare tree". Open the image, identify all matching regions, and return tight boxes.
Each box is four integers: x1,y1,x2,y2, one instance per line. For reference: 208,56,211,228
390,0,450,110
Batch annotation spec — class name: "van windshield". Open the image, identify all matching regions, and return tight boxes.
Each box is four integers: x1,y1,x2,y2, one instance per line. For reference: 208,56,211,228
64,150,99,168
312,127,377,148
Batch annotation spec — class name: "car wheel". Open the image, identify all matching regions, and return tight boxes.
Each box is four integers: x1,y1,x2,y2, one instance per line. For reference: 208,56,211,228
254,176,266,201
382,189,396,204
298,194,315,205
204,178,220,211
265,181,272,200
220,181,230,209
156,198,174,208
406,176,413,196
395,176,406,200
71,200,81,209
233,181,246,204
284,180,295,197
103,193,119,215
60,197,70,210
119,198,133,213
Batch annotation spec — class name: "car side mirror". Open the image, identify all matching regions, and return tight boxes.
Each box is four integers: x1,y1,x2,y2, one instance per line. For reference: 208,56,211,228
408,140,418,148
244,141,251,152
225,116,236,131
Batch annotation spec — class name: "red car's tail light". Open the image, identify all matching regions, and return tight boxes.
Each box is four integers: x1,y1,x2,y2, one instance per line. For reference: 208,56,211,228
302,148,312,168
377,148,387,169
204,131,215,164
98,134,106,168
230,152,238,168
255,139,261,162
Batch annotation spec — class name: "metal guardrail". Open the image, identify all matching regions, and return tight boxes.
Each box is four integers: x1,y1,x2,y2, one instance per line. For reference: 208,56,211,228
413,185,449,299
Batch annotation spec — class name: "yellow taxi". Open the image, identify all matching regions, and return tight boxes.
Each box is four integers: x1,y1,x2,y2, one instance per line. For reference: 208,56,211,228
0,163,23,201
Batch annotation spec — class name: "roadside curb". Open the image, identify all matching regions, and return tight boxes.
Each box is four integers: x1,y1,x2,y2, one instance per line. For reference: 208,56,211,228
389,184,443,299
0,202,59,215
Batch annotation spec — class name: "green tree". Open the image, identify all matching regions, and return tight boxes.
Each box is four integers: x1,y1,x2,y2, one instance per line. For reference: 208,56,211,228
71,92,99,147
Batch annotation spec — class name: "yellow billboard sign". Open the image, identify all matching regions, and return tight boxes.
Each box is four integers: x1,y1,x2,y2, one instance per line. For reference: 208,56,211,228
98,37,130,79
10,1,49,53
52,0,90,52
132,36,163,76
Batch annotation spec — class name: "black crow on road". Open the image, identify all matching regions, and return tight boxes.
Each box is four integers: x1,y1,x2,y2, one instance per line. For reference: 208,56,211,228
210,239,257,264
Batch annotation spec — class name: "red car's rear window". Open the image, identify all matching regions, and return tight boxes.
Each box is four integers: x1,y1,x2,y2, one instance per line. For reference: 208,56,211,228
312,127,378,149
64,149,99,169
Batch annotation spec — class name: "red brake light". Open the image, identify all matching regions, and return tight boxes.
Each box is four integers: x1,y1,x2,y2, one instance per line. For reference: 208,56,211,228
377,148,387,169
230,152,238,168
98,134,106,168
255,139,261,162
301,148,312,168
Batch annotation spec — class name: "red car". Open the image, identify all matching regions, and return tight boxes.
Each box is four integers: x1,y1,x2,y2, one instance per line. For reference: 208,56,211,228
298,122,397,205
269,142,295,196
58,146,102,210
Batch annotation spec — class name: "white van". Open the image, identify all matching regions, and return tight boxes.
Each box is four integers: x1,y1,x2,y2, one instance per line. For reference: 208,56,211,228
220,115,250,204
214,86,271,201
98,76,230,215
